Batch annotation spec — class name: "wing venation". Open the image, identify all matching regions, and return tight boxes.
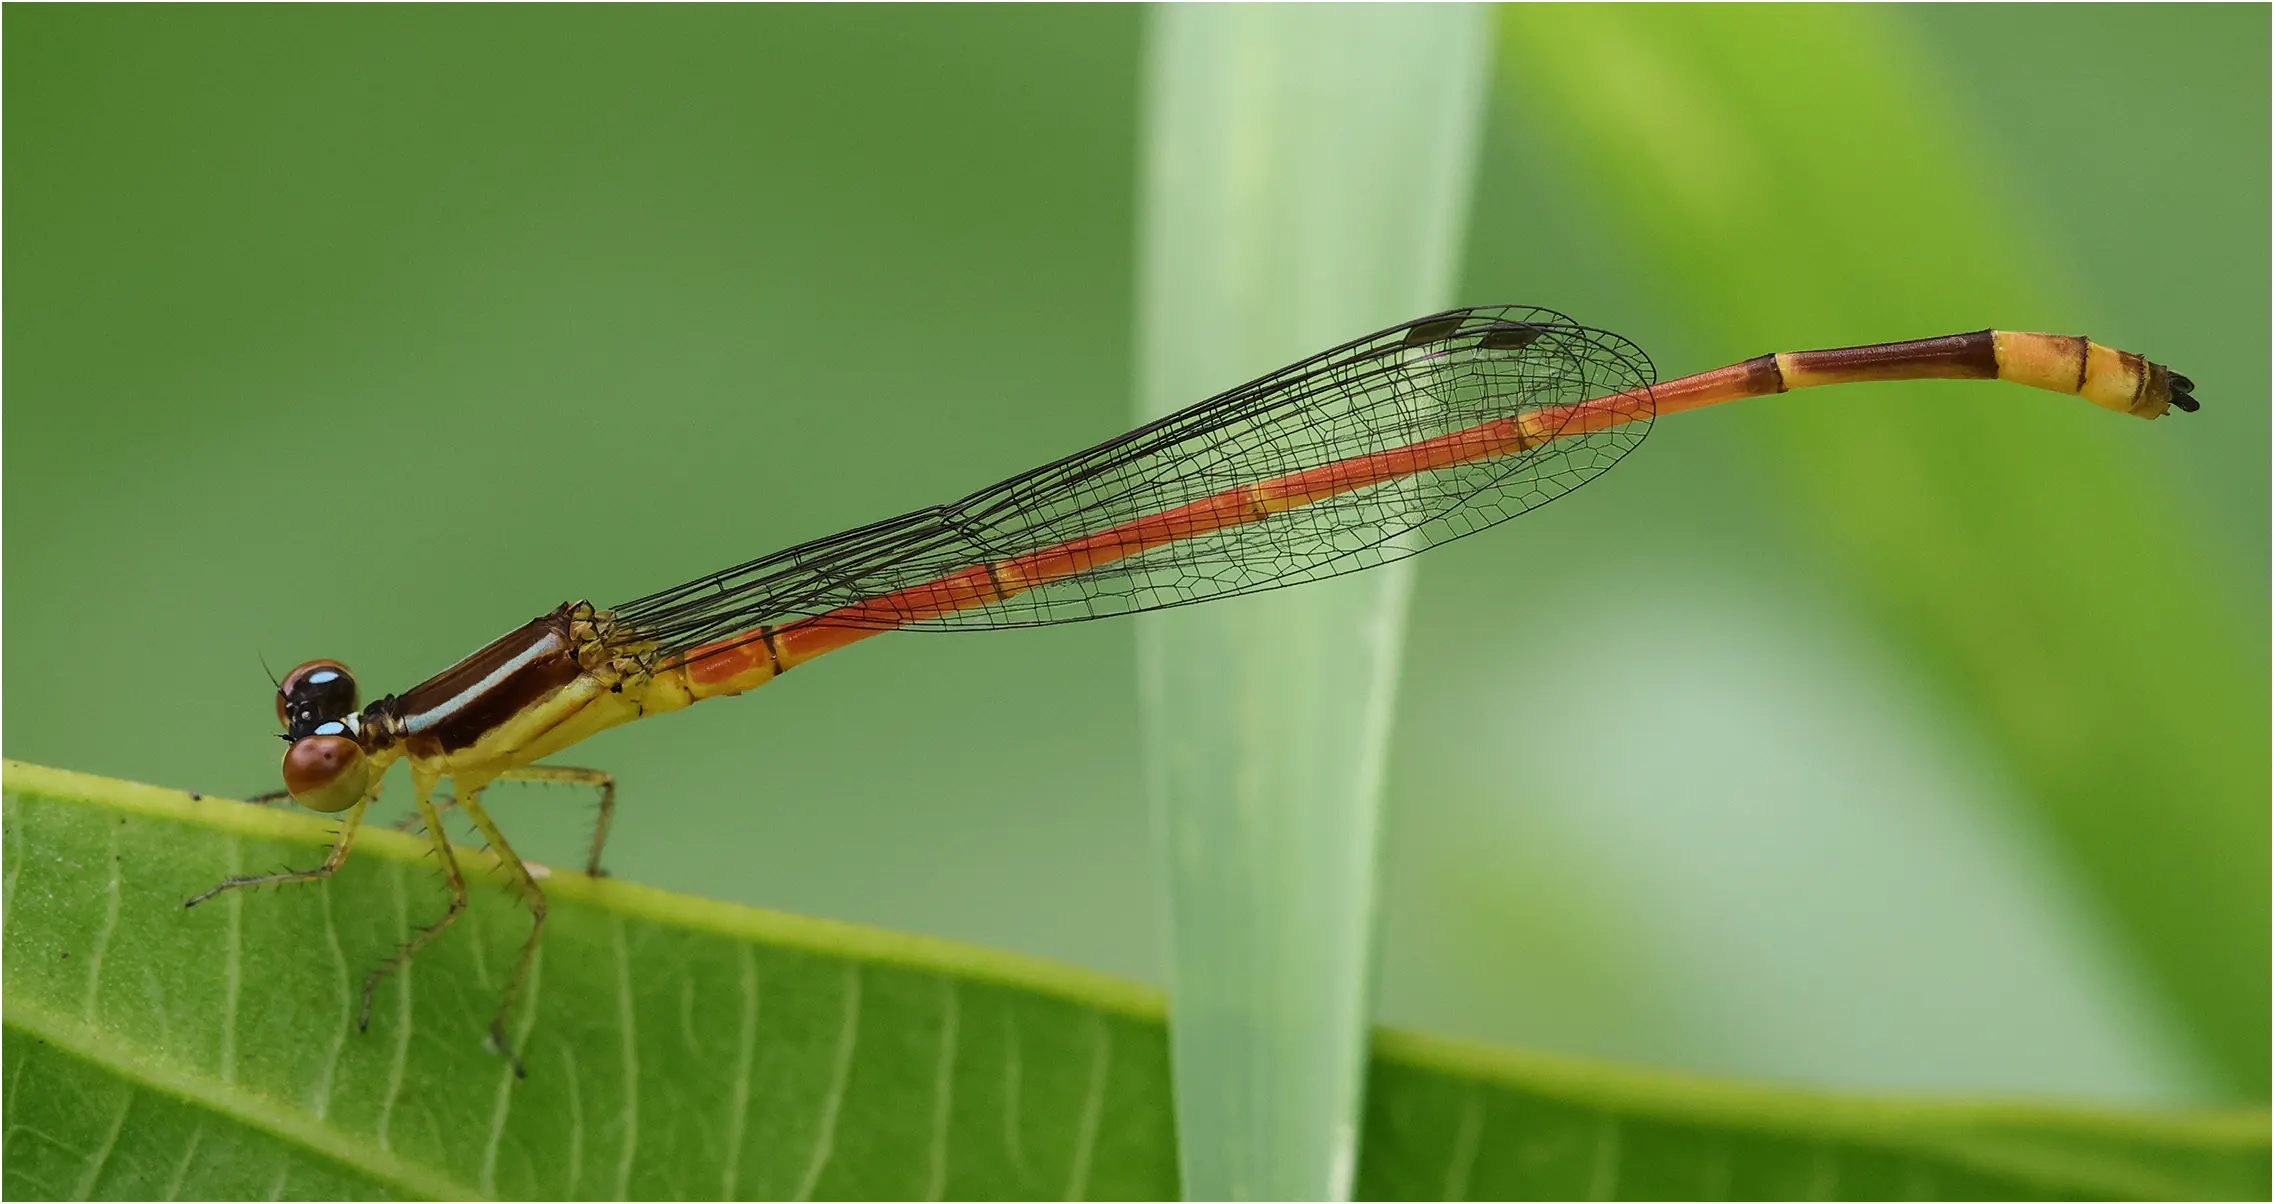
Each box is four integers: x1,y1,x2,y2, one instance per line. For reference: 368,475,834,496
612,305,1656,659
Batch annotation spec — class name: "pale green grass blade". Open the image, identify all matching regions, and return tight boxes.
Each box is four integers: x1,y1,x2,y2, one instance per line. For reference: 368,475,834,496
1134,6,1492,1197
6,763,2267,1200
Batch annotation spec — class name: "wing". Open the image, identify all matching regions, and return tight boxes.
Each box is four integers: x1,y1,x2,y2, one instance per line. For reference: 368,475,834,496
611,305,1655,659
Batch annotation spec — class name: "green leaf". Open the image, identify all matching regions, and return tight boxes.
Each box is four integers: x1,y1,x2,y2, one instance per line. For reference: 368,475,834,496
5,761,2264,1200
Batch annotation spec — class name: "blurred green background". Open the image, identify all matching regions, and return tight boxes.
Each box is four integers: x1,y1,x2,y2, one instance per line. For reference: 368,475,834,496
7,4,2264,1109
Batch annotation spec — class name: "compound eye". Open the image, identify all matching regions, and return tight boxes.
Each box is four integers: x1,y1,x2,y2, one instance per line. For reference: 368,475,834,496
277,659,358,736
282,733,371,813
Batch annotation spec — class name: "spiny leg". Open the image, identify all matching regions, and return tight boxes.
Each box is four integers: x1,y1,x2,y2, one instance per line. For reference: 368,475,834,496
394,765,618,878
502,764,617,877
184,796,370,908
456,786,546,1079
392,792,458,833
359,780,467,1035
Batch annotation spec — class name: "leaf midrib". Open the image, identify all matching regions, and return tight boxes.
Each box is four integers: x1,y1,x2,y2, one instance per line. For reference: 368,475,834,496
5,994,478,1201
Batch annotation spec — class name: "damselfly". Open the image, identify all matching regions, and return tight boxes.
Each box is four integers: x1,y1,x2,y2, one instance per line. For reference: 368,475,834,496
188,305,2197,1073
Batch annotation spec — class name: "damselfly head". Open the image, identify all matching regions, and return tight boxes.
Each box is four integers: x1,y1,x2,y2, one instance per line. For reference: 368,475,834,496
275,659,370,811
281,731,371,813
277,659,359,739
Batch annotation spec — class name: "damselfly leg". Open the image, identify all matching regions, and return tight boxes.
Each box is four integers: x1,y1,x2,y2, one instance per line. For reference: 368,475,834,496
392,765,618,878
182,794,373,908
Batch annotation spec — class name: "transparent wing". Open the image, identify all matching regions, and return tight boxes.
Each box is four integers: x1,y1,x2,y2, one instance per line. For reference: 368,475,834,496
613,305,1655,658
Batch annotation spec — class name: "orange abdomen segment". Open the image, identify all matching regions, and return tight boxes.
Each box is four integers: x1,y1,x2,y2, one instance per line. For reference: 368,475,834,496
668,326,2184,704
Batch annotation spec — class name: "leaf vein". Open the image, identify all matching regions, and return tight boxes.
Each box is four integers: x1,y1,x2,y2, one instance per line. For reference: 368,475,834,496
312,887,349,1122
221,836,243,1088
1588,1112,1621,1201
1003,1012,1028,1184
7,1010,33,1110
614,912,640,1199
2,793,24,944
162,1122,202,1201
481,942,543,1196
1064,1014,1110,1202
81,822,123,1025
71,1084,133,1200
375,862,414,1153
925,977,960,1201
1443,1088,1484,1201
794,961,862,1201
721,944,758,1199
561,1045,585,1199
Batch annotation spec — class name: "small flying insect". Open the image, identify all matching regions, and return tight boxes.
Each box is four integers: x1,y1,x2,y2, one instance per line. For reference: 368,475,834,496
189,306,2198,1073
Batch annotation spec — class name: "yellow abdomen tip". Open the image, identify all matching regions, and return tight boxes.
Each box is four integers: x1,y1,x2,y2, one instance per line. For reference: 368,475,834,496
1992,330,2196,419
